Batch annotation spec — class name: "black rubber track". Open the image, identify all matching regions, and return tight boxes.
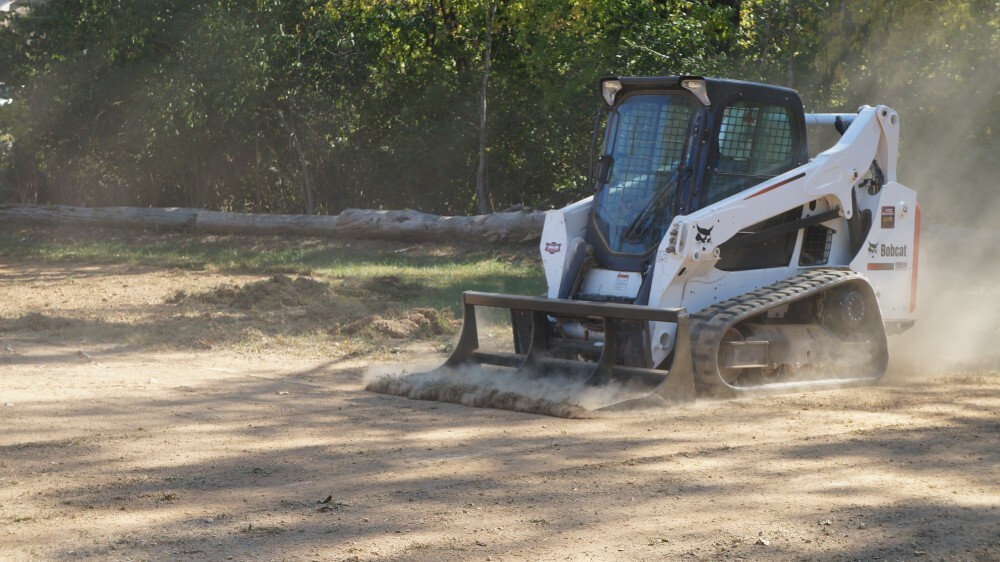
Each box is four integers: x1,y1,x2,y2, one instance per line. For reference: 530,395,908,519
689,268,889,396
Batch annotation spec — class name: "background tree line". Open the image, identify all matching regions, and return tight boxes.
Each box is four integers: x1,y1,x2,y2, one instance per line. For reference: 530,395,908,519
0,0,997,223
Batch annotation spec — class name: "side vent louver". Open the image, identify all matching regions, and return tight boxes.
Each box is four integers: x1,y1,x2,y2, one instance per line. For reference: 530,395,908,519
799,225,833,266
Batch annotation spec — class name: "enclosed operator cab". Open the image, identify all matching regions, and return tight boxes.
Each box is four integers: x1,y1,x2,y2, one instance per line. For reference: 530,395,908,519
585,76,811,297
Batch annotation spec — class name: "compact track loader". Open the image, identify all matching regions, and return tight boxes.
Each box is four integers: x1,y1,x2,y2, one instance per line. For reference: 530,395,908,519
368,76,920,417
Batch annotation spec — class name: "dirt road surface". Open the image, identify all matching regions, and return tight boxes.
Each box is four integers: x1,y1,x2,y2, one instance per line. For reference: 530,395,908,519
1,256,998,561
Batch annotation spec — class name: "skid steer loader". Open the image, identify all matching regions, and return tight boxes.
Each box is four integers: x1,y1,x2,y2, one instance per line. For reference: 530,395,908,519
368,76,920,417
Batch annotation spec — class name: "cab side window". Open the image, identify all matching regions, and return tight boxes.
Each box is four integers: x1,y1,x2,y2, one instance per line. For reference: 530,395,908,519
704,102,800,205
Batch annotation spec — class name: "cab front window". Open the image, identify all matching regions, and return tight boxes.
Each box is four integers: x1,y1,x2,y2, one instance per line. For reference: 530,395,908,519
593,93,698,256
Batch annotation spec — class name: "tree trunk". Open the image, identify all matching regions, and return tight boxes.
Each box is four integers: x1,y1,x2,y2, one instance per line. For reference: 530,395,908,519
475,0,499,216
271,102,315,215
786,1,797,89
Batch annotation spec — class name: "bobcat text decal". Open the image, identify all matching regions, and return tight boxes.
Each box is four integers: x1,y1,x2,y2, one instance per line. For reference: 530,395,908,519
544,242,563,254
866,240,909,268
879,243,908,257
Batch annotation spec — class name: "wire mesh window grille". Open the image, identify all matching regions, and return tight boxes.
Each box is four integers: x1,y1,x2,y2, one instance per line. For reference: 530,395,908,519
615,98,692,180
799,224,834,266
594,94,697,255
705,102,800,205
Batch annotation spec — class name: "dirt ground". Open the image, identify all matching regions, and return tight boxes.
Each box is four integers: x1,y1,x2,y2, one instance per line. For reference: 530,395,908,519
1,254,998,561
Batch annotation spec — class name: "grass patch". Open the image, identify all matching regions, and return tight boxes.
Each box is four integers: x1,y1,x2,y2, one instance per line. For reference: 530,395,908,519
0,224,547,354
0,224,544,309
0,224,530,271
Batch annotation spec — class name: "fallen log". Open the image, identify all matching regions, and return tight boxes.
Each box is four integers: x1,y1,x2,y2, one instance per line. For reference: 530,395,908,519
0,205,546,244
0,205,198,229
195,210,339,237
334,208,544,244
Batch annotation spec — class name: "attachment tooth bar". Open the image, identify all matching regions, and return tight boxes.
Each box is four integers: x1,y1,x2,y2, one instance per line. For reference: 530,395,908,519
440,291,697,409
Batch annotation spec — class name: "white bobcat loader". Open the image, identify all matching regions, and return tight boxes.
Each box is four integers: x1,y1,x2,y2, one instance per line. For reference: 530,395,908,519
369,76,920,416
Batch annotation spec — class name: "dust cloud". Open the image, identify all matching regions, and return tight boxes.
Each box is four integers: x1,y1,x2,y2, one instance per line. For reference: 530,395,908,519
888,223,1000,376
850,27,1000,378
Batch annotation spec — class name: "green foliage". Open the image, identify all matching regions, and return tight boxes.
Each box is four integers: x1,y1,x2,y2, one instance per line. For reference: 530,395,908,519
810,0,1000,224
734,0,827,88
1,1,997,223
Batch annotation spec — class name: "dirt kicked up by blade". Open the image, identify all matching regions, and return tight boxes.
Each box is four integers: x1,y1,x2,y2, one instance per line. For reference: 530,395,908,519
367,368,591,418
366,365,675,419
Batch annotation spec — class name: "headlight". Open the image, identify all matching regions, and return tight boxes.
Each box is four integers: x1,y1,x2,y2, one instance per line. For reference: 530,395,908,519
681,79,711,106
601,79,623,106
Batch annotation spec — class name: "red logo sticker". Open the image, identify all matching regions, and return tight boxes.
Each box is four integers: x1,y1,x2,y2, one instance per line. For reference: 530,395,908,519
544,242,563,254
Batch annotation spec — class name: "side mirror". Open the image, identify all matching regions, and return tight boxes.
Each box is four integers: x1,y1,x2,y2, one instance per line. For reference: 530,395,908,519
594,155,614,188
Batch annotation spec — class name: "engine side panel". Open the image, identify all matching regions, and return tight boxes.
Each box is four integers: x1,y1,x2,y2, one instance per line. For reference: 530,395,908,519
849,180,919,322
